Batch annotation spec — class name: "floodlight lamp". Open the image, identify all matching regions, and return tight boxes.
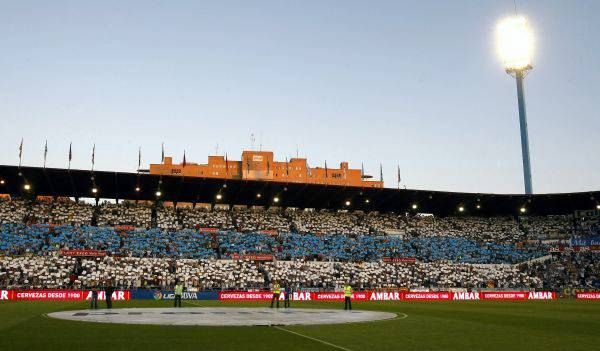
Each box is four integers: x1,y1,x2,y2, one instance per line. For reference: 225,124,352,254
520,207,526,213
216,194,222,200
91,187,98,194
273,197,280,203
412,204,418,210
23,184,31,191
458,206,465,212
345,200,351,206
155,190,162,197
496,16,534,73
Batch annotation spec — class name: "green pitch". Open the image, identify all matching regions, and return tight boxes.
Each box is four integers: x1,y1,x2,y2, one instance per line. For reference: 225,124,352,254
1,300,599,351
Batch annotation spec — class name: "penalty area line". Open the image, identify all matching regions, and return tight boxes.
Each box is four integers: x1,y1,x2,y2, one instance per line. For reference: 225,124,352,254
274,326,354,351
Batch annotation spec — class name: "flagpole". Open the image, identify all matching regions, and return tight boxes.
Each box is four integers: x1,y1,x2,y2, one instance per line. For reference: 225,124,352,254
91,144,96,172
18,138,23,168
68,142,72,170
43,140,48,169
138,147,142,173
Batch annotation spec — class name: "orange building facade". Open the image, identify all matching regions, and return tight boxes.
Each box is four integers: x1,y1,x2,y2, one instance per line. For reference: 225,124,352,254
149,150,383,188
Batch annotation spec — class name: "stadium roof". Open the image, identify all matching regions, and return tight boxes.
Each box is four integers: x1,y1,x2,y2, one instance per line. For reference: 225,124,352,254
0,165,598,216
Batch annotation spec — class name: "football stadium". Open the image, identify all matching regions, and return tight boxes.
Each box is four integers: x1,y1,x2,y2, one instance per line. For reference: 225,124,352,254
2,1,600,351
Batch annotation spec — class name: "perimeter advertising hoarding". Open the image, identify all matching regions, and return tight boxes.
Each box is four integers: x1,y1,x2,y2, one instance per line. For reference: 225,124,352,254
218,291,368,301
131,290,219,300
0,290,130,301
402,292,452,300
0,290,559,302
217,291,556,301
480,291,556,300
576,292,600,299
0,290,12,300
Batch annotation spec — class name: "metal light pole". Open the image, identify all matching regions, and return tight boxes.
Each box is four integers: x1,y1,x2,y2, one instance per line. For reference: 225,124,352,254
497,16,535,194
510,67,533,194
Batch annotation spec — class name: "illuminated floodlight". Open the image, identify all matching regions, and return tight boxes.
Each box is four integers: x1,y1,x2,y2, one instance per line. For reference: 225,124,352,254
411,204,418,210
476,204,481,209
365,199,370,204
155,190,162,197
135,187,141,192
458,206,465,212
497,15,535,194
520,207,527,213
273,197,280,203
23,184,31,191
91,187,98,194
216,193,222,200
256,193,262,198
497,16,534,72
596,204,600,210
0,179,5,185
345,200,351,206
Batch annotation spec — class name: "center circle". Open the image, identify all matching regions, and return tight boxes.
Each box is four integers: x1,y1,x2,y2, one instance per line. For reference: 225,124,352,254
48,307,397,326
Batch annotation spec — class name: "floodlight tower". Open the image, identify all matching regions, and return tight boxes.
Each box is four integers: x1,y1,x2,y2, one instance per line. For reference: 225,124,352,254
497,16,534,194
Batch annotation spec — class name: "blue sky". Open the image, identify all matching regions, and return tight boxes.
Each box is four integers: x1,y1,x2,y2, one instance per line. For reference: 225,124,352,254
1,0,598,194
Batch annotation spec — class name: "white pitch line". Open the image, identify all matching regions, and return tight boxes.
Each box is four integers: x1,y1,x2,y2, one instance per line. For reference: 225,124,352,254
274,326,354,351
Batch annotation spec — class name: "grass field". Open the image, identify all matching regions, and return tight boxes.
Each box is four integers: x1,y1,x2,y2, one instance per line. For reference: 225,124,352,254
1,299,599,351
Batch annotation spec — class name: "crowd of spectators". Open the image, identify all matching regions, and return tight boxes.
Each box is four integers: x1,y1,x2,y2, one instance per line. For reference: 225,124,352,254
97,202,152,228
519,215,573,240
1,255,543,290
0,198,594,291
524,252,600,290
0,199,93,226
0,223,546,263
405,216,527,244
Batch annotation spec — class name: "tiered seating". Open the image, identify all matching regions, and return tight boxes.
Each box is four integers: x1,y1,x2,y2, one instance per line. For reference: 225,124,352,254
0,198,593,291
97,203,152,228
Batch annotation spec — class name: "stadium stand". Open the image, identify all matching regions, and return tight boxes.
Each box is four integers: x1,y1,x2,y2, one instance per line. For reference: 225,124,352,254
0,197,595,291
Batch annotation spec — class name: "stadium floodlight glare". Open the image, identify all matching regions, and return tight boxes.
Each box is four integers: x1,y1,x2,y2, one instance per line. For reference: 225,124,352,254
596,204,600,210
135,186,140,192
497,15,534,195
458,206,465,212
497,16,533,72
476,204,481,209
273,196,280,203
256,193,261,198
91,187,98,194
0,179,4,185
23,184,31,191
365,199,370,204
411,204,418,210
520,207,527,213
155,190,162,197
216,193,222,200
345,200,351,206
